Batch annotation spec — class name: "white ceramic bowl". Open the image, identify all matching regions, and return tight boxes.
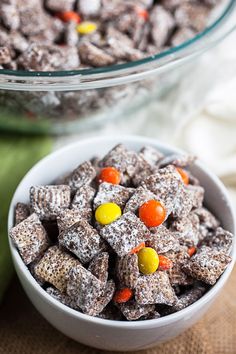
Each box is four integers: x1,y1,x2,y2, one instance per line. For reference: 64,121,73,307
8,136,236,351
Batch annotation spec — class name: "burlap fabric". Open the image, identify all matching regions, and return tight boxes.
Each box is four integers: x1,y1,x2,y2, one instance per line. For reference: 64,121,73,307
0,268,235,354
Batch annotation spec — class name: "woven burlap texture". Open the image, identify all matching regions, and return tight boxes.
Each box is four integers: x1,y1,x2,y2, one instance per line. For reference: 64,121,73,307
0,268,235,354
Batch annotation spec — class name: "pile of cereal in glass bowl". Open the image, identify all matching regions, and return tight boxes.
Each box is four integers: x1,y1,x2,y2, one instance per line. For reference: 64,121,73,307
10,144,233,321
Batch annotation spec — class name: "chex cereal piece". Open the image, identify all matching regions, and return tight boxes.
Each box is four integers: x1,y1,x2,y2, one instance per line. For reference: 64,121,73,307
124,187,156,214
182,246,232,285
164,247,193,286
147,225,180,253
171,184,196,218
158,153,196,168
93,182,134,210
175,3,210,32
141,165,182,216
59,220,102,263
170,212,200,247
97,304,123,321
88,252,109,283
34,246,80,292
161,284,206,315
14,202,30,225
119,301,155,321
71,185,96,218
65,161,96,192
100,212,150,257
187,185,204,209
46,0,75,12
150,6,175,48
141,311,161,320
46,287,78,310
116,254,139,288
194,207,220,230
135,271,177,306
10,213,49,265
57,208,82,233
0,46,11,64
132,156,158,187
100,144,139,185
67,265,115,316
202,227,233,255
139,146,164,166
30,185,71,220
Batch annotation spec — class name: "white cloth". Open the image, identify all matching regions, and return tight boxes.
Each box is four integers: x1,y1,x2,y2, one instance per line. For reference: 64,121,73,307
55,30,236,207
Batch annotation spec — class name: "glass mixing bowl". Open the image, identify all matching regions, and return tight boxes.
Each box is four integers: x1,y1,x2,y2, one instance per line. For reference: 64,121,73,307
0,0,235,135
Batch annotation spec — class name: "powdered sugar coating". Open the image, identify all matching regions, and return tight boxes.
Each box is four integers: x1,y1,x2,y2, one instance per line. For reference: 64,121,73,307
100,212,150,256
182,246,232,285
65,161,96,192
88,252,109,283
30,185,71,220
10,213,49,265
164,247,193,286
119,301,156,321
71,185,96,219
34,246,80,292
147,225,180,253
158,154,196,168
201,227,233,255
46,287,79,310
135,271,177,306
59,220,101,264
132,156,158,187
170,212,200,247
93,182,134,210
124,186,156,214
139,145,164,166
57,208,83,233
14,202,30,225
116,253,139,288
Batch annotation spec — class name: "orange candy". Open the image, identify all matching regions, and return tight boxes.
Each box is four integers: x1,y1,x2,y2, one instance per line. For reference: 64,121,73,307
139,200,166,228
158,255,173,271
98,167,121,185
57,11,81,23
188,247,196,257
129,242,145,255
113,288,133,303
176,167,189,185
136,6,149,20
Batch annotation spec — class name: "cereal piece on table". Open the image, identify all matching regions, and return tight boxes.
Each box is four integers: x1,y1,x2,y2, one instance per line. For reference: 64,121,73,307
46,287,79,310
30,185,71,220
14,202,30,225
59,220,102,264
34,246,80,292
116,254,139,288
164,247,193,286
139,146,164,166
202,227,233,255
100,212,150,257
147,225,180,253
46,0,75,12
0,46,11,64
101,144,139,185
124,187,156,214
71,184,96,218
78,0,101,17
158,153,196,168
79,42,115,67
65,161,96,192
57,208,83,233
67,265,115,316
141,165,181,216
175,3,210,32
170,212,200,247
10,213,49,265
135,271,177,306
150,5,175,48
118,301,156,321
88,252,109,283
93,182,134,210
182,246,232,285
161,284,206,315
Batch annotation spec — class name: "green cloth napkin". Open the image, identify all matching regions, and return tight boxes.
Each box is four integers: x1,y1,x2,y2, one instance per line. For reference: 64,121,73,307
0,135,52,302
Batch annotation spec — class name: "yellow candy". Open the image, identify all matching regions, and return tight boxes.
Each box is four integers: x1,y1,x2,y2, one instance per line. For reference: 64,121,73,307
95,202,121,225
138,247,159,275
77,21,97,35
